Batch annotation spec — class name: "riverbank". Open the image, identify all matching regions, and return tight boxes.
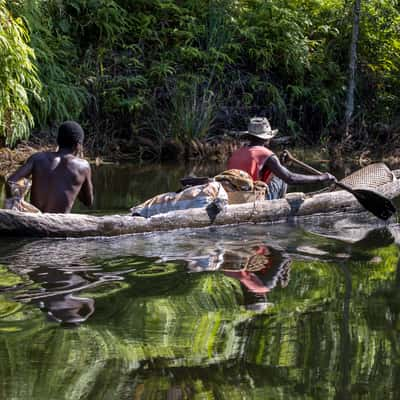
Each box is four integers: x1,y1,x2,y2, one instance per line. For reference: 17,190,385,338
1,136,400,179
0,144,52,178
0,135,242,178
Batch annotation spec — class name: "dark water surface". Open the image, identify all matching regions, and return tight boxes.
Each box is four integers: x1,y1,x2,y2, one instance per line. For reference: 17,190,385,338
1,162,400,399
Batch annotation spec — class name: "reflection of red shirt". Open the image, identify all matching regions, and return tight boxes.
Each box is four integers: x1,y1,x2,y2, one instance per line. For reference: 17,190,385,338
222,245,273,294
227,146,274,183
222,270,269,294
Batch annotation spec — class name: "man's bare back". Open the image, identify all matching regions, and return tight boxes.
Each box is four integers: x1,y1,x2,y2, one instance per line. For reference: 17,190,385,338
7,121,94,213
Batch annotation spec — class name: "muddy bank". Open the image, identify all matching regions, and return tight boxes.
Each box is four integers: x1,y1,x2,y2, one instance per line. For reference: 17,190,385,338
0,136,240,178
0,144,54,178
1,136,400,179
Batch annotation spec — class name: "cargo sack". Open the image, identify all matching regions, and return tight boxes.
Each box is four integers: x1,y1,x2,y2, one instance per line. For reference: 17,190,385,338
215,169,267,204
214,169,254,191
131,181,228,218
225,189,266,205
4,178,41,213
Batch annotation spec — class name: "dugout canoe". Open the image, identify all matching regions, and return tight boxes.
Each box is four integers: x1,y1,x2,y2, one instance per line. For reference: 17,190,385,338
1,170,400,238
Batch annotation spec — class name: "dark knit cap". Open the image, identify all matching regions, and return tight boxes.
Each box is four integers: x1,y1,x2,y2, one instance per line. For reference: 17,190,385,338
57,121,85,148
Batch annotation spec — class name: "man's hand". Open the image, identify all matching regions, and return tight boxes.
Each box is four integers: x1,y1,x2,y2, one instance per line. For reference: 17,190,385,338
279,150,290,165
320,172,337,183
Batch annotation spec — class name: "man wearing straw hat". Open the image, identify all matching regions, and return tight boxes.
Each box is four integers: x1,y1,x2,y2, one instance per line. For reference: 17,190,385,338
227,117,335,199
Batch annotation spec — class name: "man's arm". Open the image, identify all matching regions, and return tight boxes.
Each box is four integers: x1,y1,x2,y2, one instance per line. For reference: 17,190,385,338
78,165,94,207
6,155,36,196
261,155,336,185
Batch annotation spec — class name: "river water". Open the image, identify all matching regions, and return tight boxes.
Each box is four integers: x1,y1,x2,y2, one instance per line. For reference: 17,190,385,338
1,162,400,399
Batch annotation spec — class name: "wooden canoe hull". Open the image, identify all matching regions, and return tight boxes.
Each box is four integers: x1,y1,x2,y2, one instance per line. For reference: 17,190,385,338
1,178,399,238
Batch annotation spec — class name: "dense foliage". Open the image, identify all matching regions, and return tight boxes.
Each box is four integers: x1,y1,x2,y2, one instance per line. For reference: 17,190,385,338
1,0,399,152
0,0,41,146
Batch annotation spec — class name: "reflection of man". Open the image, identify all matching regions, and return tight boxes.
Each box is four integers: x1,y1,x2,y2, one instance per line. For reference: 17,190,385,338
227,117,335,199
222,246,291,311
38,293,95,326
16,265,95,326
6,121,93,213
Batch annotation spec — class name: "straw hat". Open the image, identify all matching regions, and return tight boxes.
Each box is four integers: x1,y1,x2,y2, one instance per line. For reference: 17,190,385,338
242,117,278,140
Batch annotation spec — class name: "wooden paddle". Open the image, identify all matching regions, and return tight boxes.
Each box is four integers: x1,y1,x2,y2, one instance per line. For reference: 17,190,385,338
281,150,397,221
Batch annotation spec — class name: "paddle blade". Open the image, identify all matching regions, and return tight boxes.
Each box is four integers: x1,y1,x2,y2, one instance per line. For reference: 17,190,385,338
353,189,397,220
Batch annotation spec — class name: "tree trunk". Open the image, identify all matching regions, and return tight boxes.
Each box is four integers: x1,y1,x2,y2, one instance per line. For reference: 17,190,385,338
344,0,362,136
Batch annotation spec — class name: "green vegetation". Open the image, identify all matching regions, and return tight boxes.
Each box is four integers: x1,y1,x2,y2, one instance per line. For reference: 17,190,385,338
0,0,41,146
1,0,399,153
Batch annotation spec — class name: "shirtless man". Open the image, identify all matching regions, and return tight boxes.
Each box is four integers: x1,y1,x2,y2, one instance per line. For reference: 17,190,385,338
7,121,94,213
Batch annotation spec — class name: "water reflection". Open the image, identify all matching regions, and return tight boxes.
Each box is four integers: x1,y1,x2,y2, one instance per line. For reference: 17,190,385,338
0,216,396,327
225,254,291,310
0,212,400,398
21,265,96,325
0,251,135,326
180,239,292,311
0,240,293,325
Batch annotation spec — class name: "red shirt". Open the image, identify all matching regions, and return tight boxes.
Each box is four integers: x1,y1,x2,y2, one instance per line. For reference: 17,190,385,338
227,146,274,183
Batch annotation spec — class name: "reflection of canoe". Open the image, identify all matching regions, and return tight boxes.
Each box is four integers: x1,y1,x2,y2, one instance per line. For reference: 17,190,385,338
1,171,400,238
